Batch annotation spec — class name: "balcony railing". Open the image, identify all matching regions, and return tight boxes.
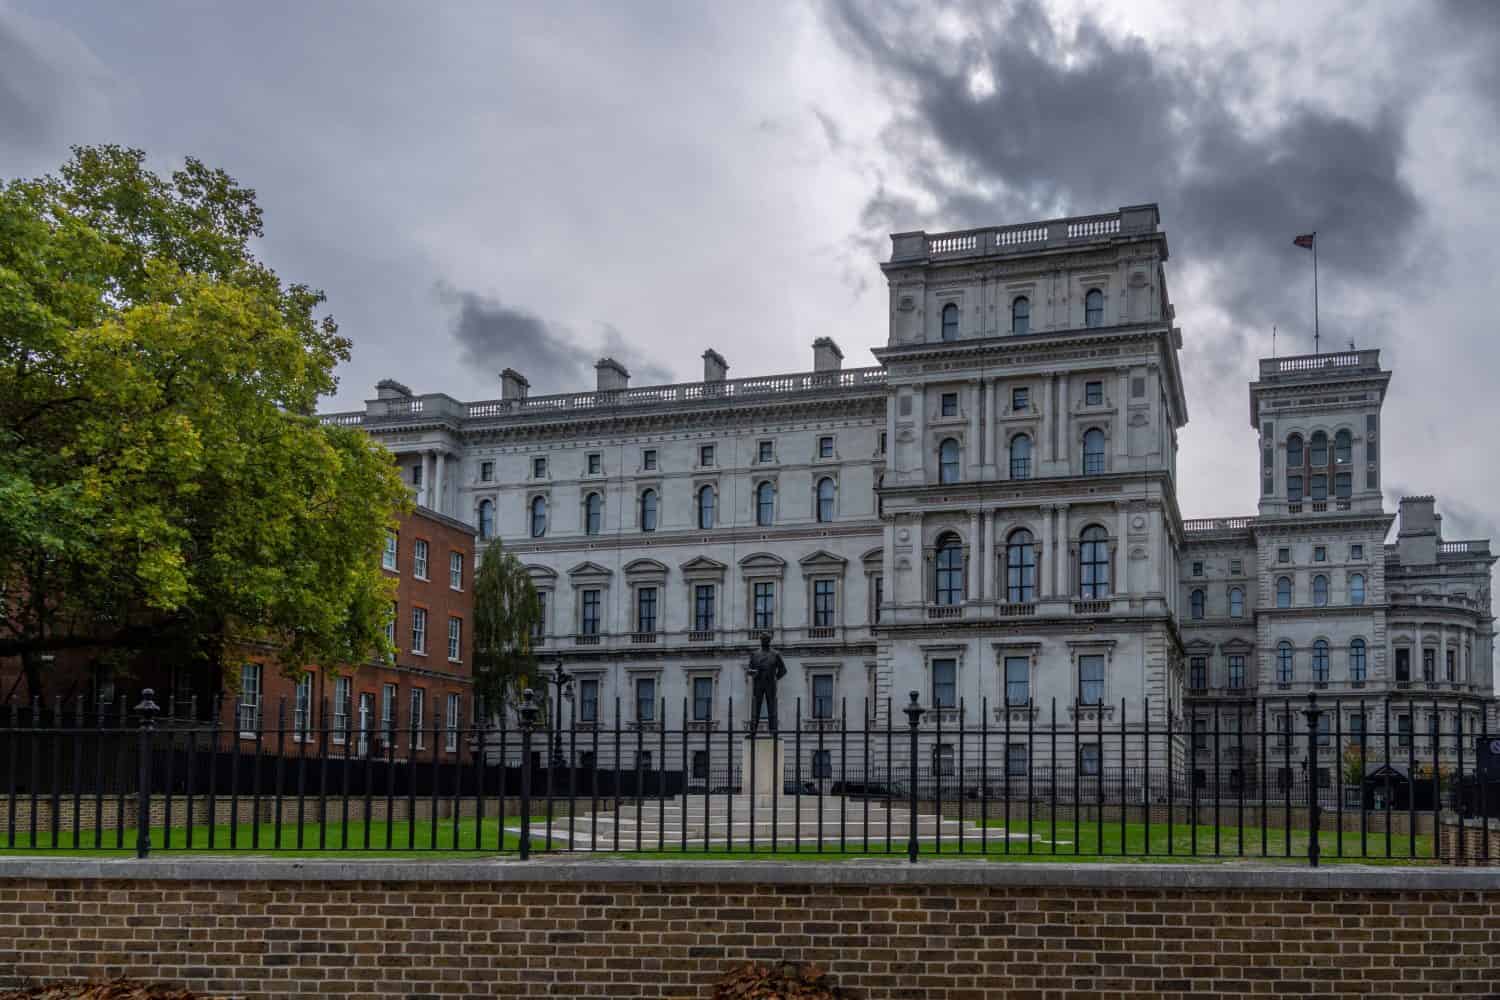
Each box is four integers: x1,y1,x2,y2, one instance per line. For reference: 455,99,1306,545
630,632,658,644
575,634,602,646
687,630,716,643
996,603,1036,617
1073,600,1112,615
1183,517,1253,533
926,605,963,620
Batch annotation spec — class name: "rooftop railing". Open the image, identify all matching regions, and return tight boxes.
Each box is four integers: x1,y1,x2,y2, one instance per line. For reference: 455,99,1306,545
889,205,1158,263
1257,350,1382,379
1183,517,1255,533
1441,540,1491,556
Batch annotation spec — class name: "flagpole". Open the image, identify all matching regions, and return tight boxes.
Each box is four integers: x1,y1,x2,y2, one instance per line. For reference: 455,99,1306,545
1312,232,1319,356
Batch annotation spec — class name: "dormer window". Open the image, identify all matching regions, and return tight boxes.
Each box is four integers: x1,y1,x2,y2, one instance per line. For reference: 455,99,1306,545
941,303,959,341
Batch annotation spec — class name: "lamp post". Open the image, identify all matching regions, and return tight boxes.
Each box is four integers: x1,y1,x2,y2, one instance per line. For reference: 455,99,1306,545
544,659,573,768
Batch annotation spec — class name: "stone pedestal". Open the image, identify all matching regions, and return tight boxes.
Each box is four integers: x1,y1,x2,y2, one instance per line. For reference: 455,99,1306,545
745,734,784,809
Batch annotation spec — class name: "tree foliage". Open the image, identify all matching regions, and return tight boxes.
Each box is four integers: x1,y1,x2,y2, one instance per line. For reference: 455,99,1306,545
0,145,411,699
470,538,542,713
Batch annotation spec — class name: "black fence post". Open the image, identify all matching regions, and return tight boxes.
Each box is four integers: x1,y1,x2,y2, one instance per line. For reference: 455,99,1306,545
1303,691,1323,868
134,689,160,859
518,688,539,860
903,691,925,864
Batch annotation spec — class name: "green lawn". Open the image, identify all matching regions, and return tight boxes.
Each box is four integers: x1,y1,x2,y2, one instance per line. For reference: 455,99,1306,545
0,814,1436,863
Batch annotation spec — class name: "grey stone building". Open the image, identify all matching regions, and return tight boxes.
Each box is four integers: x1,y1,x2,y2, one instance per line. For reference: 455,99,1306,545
321,204,1494,781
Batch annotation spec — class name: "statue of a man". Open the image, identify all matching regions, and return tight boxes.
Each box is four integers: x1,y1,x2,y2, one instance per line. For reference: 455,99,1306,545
746,633,788,734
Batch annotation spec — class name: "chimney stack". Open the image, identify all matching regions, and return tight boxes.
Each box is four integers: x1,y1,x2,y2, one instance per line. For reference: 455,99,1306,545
1396,495,1439,566
596,357,630,392
703,349,729,382
500,368,530,400
812,337,844,372
375,378,412,400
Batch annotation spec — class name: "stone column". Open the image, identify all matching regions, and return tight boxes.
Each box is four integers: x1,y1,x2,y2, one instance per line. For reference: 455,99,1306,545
1058,378,1071,467
968,512,982,601
1116,503,1130,599
1116,367,1130,458
1055,504,1070,599
987,509,1001,601
881,523,896,621
986,376,1001,474
433,451,446,516
912,386,926,484
421,451,435,508
1039,505,1054,597
968,379,983,478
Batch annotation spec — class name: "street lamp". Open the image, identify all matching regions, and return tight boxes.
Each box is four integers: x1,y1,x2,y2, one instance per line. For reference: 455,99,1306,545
544,659,573,768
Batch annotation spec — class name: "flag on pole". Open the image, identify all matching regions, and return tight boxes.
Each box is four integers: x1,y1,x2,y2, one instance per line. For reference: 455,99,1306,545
1293,233,1315,249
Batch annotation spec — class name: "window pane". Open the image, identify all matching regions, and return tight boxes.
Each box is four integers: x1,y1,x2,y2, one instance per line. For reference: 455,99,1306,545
931,659,956,708
1078,655,1105,704
1004,656,1029,705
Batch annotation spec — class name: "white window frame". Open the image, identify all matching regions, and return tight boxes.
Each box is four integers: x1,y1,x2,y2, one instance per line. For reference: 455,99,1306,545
411,606,427,654
381,682,397,745
448,616,462,663
293,675,313,742
333,676,351,744
449,551,463,591
413,538,429,580
238,663,262,738
382,532,398,572
410,687,426,750
445,693,460,753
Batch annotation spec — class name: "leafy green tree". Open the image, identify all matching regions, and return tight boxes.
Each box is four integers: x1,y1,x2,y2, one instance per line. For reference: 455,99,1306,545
471,538,543,714
0,145,410,700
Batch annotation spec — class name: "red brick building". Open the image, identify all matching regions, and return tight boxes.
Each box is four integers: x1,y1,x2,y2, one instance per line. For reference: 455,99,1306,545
224,506,477,763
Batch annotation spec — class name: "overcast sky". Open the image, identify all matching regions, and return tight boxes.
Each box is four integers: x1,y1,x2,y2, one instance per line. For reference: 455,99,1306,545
4,0,1498,537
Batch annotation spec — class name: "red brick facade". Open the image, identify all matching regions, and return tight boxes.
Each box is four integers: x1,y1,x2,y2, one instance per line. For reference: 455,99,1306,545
2,864,1499,998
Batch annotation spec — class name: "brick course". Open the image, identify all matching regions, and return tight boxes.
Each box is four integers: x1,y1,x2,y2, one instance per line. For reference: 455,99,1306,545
2,863,1500,998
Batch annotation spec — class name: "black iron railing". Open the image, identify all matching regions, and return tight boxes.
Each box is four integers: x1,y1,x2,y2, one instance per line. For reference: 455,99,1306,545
1,688,1497,864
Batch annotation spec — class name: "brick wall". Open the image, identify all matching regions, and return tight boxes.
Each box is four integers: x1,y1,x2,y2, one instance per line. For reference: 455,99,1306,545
2,861,1500,998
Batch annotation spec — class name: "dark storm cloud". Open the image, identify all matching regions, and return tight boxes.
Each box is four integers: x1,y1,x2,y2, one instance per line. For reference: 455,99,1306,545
823,0,1421,338
438,285,672,395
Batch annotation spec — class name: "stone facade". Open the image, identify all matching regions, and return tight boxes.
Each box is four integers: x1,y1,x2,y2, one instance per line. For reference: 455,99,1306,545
321,204,1494,777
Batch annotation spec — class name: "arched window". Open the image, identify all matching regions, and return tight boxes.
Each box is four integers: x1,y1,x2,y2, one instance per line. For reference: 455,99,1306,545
1084,288,1104,328
1276,576,1292,608
1229,587,1244,618
584,492,602,536
697,485,715,530
526,497,543,539
639,490,658,532
1286,434,1304,469
941,303,958,341
1349,572,1366,605
1079,525,1110,599
1350,638,1367,681
1277,641,1294,684
1312,574,1329,606
1310,430,1328,466
1011,296,1030,334
1082,428,1106,475
1313,639,1330,682
934,533,963,606
938,438,960,484
755,482,775,527
816,477,835,523
1334,429,1352,465
1009,434,1032,480
1189,589,1206,620
1006,529,1036,603
479,499,496,540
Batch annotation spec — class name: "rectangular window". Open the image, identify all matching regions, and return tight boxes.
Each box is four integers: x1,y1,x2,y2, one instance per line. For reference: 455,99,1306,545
411,463,422,486
812,674,834,720
384,601,397,652
585,452,601,475
329,676,351,743
445,693,460,753
1275,713,1291,749
635,677,656,723
1277,547,1290,563
873,577,883,624
1396,648,1410,682
879,432,887,454
533,456,546,478
293,675,312,741
1193,718,1208,751
1397,714,1411,748
1287,475,1303,502
642,448,657,470
940,393,958,417
1007,743,1029,777
383,532,398,571
693,676,714,722
412,539,429,579
1313,546,1326,562
813,579,836,627
818,435,834,457
1349,713,1365,747
1004,656,1029,705
1011,387,1029,411
636,586,657,633
1227,656,1245,690
1351,544,1364,560
411,607,427,654
1079,743,1100,776
410,687,426,749
757,440,773,462
1422,648,1435,682
1447,648,1456,682
1131,376,1146,398
753,581,775,630
1084,381,1103,406
1310,474,1327,500
380,683,396,743
532,591,548,642
1335,472,1351,499
693,749,711,780
480,460,494,482
1263,475,1274,496
1229,559,1242,575
931,658,957,709
1078,655,1105,705
447,617,461,662
699,444,715,467
578,678,599,724
1192,561,1203,576
581,590,601,636
694,585,715,631
449,551,464,590
1190,657,1206,690
1317,715,1331,747
932,744,955,777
